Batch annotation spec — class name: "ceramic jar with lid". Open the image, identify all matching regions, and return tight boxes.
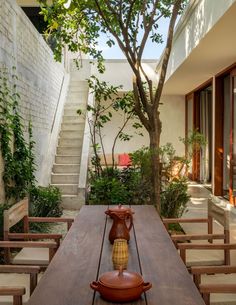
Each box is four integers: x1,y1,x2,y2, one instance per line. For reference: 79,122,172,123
90,268,152,302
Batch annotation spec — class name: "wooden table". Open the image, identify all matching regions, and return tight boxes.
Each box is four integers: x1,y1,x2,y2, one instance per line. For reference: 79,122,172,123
28,205,205,305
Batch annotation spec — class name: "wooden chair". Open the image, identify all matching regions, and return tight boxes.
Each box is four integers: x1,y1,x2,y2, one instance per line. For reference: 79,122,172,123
162,199,230,266
3,198,74,265
0,286,25,305
190,263,236,305
0,265,40,305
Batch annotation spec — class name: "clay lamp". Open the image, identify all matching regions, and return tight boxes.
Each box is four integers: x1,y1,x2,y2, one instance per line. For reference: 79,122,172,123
90,268,152,302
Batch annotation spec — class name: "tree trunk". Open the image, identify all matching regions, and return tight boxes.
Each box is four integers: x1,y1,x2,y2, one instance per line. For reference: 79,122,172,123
149,113,161,214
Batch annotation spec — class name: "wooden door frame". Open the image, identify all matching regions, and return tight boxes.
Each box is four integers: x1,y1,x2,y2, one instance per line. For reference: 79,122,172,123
229,69,236,204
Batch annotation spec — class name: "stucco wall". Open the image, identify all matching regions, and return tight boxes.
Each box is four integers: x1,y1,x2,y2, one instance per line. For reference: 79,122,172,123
0,0,65,199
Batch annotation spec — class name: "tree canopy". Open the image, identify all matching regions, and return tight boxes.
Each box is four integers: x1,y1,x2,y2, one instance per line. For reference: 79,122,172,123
40,0,188,211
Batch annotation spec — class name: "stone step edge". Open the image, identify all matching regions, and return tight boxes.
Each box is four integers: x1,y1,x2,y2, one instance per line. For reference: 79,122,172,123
51,184,78,186
53,163,80,166
55,155,81,157
51,173,79,176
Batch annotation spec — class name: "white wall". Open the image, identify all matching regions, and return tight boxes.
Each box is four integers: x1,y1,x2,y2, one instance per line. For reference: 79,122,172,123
0,0,66,198
160,95,186,156
164,0,236,81
89,60,185,155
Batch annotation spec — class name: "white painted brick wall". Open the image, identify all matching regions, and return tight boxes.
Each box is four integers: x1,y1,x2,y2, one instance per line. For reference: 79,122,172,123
0,0,66,198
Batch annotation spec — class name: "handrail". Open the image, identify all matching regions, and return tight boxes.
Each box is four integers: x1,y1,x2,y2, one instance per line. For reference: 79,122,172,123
51,75,65,133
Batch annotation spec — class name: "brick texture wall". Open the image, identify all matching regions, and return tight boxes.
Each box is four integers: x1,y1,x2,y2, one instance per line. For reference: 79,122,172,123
0,0,65,200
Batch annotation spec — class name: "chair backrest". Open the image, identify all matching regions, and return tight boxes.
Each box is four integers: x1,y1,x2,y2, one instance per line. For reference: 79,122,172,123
4,198,29,233
208,199,230,231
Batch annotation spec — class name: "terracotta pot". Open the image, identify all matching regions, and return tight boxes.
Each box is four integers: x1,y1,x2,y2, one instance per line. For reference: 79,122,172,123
90,269,152,302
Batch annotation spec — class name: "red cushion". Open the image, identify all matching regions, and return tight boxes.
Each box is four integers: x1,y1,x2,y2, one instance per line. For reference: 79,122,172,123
118,154,131,166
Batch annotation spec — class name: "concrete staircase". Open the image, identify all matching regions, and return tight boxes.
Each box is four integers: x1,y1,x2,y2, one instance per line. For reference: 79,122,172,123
51,79,88,209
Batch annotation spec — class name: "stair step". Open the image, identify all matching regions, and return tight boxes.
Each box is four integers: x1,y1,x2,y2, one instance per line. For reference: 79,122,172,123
61,123,84,131
64,108,84,116
64,103,86,110
66,92,88,99
58,138,83,146
55,155,81,164
63,116,84,123
57,146,82,155
60,130,84,139
51,174,79,184
51,184,78,195
52,164,80,173
61,195,82,209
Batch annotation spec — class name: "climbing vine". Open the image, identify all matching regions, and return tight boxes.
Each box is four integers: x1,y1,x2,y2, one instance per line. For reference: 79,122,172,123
0,67,36,202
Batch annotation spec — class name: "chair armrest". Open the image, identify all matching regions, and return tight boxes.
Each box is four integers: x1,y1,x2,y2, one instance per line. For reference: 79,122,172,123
162,218,208,230
0,286,25,305
0,241,58,264
28,217,74,230
8,233,62,241
0,265,40,274
171,233,225,242
190,265,236,288
200,283,236,294
178,243,236,265
0,241,57,249
0,265,40,295
162,218,208,224
178,243,236,250
0,286,25,296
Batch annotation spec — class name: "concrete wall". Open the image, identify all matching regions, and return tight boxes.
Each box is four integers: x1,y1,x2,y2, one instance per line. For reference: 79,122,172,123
165,0,236,81
0,0,66,198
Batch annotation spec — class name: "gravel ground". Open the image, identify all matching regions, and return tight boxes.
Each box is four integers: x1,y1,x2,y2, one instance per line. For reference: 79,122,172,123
48,209,79,237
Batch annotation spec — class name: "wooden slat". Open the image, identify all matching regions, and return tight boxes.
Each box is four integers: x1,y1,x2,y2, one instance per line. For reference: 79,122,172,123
28,217,74,223
0,287,25,296
200,284,236,293
162,218,208,224
93,212,145,305
171,233,225,241
178,243,236,250
0,241,57,248
4,199,28,231
133,206,205,305
28,206,107,305
0,265,40,274
8,233,62,240
208,200,230,229
191,265,236,274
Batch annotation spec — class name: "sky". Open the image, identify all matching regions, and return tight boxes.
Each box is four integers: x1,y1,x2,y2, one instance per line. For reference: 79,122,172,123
97,17,170,60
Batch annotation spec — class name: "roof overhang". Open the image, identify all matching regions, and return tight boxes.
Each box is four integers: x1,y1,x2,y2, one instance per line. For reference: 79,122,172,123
163,1,236,95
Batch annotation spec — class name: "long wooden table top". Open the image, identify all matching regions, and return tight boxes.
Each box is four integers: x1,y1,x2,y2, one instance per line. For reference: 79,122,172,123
28,205,205,305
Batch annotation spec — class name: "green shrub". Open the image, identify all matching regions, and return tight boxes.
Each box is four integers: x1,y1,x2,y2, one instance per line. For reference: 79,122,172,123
160,179,189,218
29,185,62,218
88,175,128,205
